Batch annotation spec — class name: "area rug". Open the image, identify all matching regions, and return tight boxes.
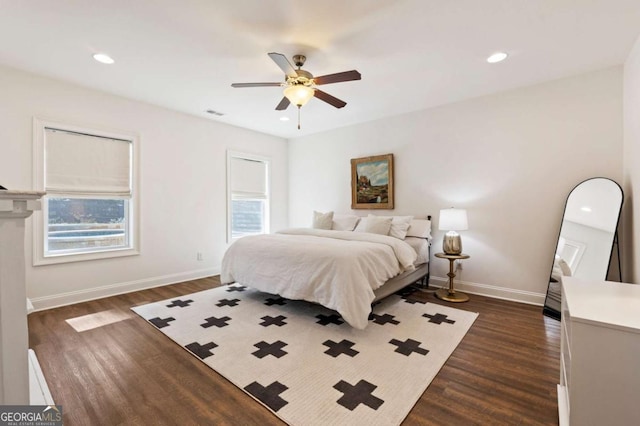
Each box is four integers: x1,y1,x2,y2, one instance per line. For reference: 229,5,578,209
132,284,478,426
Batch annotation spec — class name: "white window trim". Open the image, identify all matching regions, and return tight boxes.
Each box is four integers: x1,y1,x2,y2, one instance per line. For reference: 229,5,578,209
32,117,141,265
226,150,271,243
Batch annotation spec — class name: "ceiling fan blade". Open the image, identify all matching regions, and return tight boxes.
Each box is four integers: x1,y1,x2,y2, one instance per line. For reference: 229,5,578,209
314,70,361,85
314,89,347,108
231,82,282,88
275,97,290,110
268,52,298,78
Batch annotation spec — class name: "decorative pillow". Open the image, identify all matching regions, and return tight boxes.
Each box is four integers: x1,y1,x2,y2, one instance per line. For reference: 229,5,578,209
332,214,361,231
373,215,414,240
312,211,334,230
355,216,393,235
406,219,432,239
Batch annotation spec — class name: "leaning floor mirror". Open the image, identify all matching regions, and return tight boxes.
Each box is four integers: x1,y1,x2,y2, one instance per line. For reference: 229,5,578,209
543,177,624,320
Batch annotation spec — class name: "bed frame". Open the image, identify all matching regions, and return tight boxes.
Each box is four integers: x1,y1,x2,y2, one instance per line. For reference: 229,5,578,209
372,262,429,301
372,215,432,302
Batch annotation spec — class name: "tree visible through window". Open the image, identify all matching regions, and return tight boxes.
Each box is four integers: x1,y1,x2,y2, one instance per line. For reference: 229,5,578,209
231,199,265,238
47,198,127,252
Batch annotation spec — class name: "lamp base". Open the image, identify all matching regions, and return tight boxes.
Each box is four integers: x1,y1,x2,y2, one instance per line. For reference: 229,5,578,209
442,232,462,255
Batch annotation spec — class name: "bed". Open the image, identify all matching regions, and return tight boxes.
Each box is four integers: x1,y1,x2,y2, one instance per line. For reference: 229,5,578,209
220,214,431,329
545,256,572,312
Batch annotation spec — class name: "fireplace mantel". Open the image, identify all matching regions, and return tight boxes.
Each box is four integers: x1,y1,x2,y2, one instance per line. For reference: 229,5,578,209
0,190,45,404
0,190,45,218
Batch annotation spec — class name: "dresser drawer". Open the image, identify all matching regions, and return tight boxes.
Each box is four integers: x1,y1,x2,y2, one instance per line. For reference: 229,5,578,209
559,276,640,426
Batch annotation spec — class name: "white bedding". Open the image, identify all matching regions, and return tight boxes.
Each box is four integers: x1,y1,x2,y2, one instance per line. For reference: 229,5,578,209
403,237,430,265
220,228,418,329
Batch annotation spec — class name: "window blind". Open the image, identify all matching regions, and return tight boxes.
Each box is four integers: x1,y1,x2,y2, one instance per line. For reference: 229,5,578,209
45,128,132,196
230,157,267,197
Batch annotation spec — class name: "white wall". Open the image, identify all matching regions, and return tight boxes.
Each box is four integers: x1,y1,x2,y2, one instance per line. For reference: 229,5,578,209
0,65,288,309
289,68,623,304
0,62,626,308
623,35,640,284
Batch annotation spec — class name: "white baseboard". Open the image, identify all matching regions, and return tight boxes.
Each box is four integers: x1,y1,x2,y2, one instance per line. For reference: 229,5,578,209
29,267,220,312
429,275,546,306
29,268,544,312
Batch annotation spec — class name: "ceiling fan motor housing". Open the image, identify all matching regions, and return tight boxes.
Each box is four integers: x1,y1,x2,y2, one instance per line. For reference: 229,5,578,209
291,69,314,85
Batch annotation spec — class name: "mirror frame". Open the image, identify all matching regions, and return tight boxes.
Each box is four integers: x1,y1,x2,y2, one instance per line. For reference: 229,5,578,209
542,177,624,320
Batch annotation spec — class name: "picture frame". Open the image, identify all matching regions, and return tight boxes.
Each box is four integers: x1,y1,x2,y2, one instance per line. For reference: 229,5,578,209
351,153,394,209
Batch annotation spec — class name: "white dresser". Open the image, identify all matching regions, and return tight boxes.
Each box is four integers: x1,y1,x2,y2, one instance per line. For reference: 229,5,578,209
559,276,640,426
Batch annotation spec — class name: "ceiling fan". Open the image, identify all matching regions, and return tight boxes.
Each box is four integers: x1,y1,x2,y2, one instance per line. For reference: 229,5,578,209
231,52,361,128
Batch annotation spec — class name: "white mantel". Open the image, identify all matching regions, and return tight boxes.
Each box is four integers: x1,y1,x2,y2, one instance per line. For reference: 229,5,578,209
0,190,44,404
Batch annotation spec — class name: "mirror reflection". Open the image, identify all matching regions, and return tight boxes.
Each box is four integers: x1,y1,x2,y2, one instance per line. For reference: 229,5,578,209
543,177,623,320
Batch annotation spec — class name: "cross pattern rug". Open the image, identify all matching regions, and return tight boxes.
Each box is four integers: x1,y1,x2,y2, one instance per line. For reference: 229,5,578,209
132,285,478,426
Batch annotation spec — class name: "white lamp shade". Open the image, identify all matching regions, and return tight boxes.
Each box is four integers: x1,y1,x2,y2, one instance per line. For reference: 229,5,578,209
283,85,314,106
439,208,468,231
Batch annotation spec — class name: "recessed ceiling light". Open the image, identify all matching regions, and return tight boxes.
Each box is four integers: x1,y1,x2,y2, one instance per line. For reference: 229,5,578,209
581,206,592,212
280,117,290,121
487,52,508,64
93,53,114,64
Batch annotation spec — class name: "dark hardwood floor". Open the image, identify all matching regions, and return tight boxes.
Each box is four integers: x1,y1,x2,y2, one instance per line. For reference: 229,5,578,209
28,277,560,425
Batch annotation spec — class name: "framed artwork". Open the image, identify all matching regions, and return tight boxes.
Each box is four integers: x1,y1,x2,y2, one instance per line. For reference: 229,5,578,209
351,153,394,209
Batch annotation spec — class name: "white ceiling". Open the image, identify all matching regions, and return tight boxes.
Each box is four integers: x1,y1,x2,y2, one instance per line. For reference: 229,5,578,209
2,0,640,139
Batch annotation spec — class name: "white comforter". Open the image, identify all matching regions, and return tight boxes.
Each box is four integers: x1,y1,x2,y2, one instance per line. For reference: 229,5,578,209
220,228,418,329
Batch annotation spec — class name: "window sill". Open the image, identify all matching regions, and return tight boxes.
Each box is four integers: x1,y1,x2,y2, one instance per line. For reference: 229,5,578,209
33,246,139,266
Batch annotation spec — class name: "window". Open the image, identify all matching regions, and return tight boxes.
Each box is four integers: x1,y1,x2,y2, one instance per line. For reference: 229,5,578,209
33,119,139,264
227,151,270,241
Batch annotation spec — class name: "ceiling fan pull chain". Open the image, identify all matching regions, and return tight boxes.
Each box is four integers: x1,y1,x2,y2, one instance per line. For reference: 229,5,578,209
297,105,301,130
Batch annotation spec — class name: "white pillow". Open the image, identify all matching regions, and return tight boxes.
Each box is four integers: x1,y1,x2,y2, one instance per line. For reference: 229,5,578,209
374,215,414,240
332,214,360,231
354,216,393,235
312,211,334,230
406,219,432,239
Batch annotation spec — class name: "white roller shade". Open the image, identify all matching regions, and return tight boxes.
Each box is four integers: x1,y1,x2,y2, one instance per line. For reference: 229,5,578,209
45,128,131,196
230,157,267,196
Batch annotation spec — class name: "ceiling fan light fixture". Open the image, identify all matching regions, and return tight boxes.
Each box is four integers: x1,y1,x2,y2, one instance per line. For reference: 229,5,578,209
231,52,360,129
283,85,314,107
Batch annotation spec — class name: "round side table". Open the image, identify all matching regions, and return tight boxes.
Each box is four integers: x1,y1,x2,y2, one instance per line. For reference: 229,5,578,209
434,252,470,302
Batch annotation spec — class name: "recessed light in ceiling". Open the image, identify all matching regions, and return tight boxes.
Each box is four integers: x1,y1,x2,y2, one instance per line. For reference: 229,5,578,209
280,117,290,121
487,52,508,64
93,53,115,64
581,206,592,212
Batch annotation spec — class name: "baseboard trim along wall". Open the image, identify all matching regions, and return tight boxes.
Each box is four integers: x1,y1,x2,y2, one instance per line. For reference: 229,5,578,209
29,267,220,312
429,276,546,306
30,269,545,312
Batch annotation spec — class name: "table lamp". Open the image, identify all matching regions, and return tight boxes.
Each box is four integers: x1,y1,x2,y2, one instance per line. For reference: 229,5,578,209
439,208,468,255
